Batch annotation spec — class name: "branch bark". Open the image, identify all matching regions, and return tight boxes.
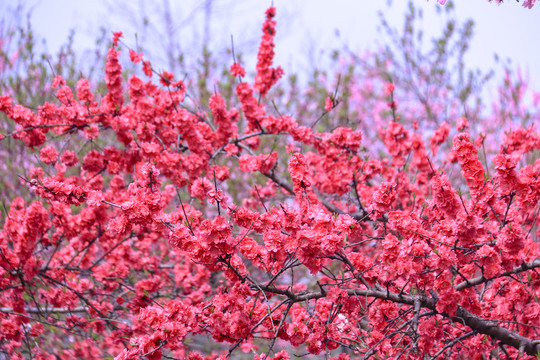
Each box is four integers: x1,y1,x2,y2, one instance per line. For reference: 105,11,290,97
455,259,540,291
254,283,540,356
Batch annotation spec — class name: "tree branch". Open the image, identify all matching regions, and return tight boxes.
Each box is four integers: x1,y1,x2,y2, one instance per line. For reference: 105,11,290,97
455,259,540,291
254,283,540,356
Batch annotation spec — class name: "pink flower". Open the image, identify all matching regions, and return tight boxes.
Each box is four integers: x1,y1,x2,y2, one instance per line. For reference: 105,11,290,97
190,177,213,201
112,31,123,47
39,145,58,164
212,166,230,181
51,75,66,89
169,225,192,249
430,171,462,219
31,177,87,205
324,96,333,111
209,93,238,145
83,124,100,139
76,78,95,104
60,150,79,167
383,82,395,96
236,82,265,132
102,47,124,112
253,7,284,98
260,152,278,173
129,49,143,63
82,150,105,173
498,223,524,255
224,143,239,156
430,121,450,154
477,245,501,278
456,117,469,131
288,153,311,193
452,133,485,196
142,61,153,78
86,190,104,207
369,182,395,218
109,213,128,234
238,152,277,173
230,63,246,77
160,71,175,86
239,154,261,172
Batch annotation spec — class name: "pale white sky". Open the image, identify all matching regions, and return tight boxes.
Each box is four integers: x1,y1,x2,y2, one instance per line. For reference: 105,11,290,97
4,1,540,90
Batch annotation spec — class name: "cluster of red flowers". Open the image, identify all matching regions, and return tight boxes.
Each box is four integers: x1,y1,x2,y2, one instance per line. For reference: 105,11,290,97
0,5,539,360
253,7,284,98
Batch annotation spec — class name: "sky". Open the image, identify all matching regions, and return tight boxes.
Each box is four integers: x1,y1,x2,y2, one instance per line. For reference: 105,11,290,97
2,0,540,92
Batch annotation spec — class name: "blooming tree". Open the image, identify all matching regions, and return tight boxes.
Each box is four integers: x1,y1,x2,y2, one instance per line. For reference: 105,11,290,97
0,3,539,360
0,3,109,205
433,0,536,8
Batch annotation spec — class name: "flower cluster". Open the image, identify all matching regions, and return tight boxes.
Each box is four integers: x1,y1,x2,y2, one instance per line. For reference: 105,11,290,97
254,7,284,98
0,5,538,360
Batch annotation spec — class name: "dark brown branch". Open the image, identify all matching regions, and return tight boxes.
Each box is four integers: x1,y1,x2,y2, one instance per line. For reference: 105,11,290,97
429,330,477,359
455,259,540,291
349,288,540,356
1,124,84,139
254,283,540,356
264,170,294,195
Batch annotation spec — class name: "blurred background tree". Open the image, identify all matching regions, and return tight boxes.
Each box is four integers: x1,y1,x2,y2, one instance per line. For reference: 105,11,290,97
1,0,538,218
